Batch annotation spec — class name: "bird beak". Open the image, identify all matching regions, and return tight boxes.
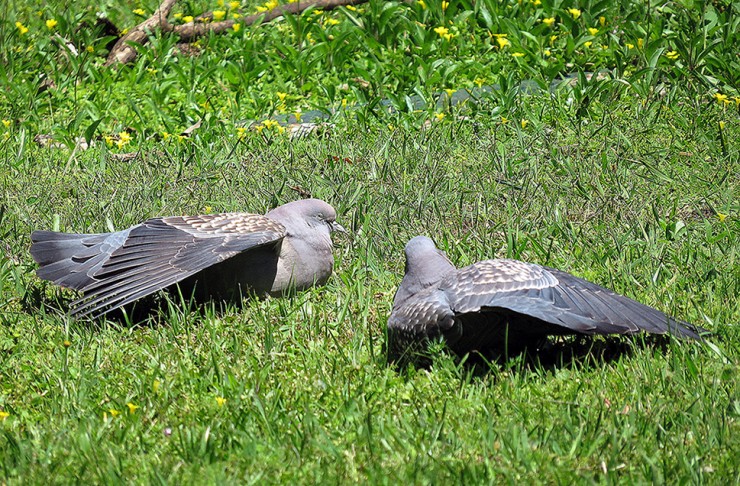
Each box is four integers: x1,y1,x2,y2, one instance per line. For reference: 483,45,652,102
330,221,347,234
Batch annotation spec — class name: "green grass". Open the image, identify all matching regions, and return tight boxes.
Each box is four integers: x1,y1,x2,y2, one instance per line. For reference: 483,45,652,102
1,0,739,483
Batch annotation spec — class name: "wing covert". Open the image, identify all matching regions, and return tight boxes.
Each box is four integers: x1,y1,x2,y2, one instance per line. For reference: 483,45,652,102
71,213,286,317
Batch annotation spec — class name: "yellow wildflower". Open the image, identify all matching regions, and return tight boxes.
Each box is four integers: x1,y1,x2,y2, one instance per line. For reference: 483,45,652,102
218,0,225,6
109,409,121,417
230,1,241,9
0,411,9,420
46,19,58,30
417,0,427,9
512,52,525,57
232,23,241,32
442,1,449,10
153,380,161,392
325,18,340,26
718,121,725,130
637,38,644,49
15,22,29,35
584,41,592,48
133,8,146,16
174,12,183,19
434,26,449,37
442,32,455,41
346,5,357,10
626,43,634,49
550,34,558,44
265,0,279,9
294,109,302,122
341,98,348,108
63,340,71,347
216,397,227,407
276,92,287,102
717,212,727,223
119,131,132,145
435,113,445,121
183,15,194,23
542,17,555,27
474,77,485,87
256,6,268,12
666,50,679,60
521,119,529,129
496,37,510,48
232,12,241,19
734,97,740,107
568,8,581,19
127,402,139,414
500,116,509,124
86,45,94,53
599,16,606,26
588,27,599,36
213,10,226,21
532,0,541,5
543,49,551,56
2,120,10,128
714,93,728,104
104,135,114,147
263,119,279,129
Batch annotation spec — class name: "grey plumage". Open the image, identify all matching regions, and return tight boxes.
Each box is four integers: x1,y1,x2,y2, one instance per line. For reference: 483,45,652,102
30,199,343,318
388,236,704,364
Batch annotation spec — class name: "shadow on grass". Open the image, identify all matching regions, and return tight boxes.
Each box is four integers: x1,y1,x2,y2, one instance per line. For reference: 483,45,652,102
20,281,270,330
389,333,701,377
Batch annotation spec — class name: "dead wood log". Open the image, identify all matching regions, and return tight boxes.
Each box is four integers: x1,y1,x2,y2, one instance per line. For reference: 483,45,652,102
106,0,369,66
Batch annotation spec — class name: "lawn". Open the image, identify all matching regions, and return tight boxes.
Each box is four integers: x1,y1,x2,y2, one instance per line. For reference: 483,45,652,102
1,0,739,483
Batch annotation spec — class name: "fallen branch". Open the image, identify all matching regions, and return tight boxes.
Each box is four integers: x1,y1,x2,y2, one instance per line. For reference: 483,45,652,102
106,0,369,66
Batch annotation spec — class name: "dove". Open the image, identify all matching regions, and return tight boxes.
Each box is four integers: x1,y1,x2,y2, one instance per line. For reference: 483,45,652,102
388,236,704,364
30,199,343,318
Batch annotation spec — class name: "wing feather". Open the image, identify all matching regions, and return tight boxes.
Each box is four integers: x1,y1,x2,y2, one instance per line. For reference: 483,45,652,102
445,259,701,339
32,213,286,317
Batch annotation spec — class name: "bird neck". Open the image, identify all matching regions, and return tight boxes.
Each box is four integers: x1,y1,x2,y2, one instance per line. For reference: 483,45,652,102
393,253,455,307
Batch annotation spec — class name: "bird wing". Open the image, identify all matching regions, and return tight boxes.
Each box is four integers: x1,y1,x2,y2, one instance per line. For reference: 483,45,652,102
37,213,286,317
443,259,701,339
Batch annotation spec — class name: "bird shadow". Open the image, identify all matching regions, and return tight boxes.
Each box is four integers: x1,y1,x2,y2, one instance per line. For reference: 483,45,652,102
389,334,681,378
20,282,264,329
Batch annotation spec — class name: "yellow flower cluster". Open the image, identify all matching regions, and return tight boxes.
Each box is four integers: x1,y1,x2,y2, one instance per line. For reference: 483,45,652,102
256,0,279,13
256,119,286,134
16,22,29,35
492,33,510,49
434,26,455,41
46,19,58,30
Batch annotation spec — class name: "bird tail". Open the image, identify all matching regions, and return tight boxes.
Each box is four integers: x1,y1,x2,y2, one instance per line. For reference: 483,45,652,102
30,230,112,291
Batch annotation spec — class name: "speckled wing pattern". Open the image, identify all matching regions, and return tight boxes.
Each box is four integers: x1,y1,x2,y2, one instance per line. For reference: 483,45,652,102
388,261,559,351
43,213,286,317
443,259,700,338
